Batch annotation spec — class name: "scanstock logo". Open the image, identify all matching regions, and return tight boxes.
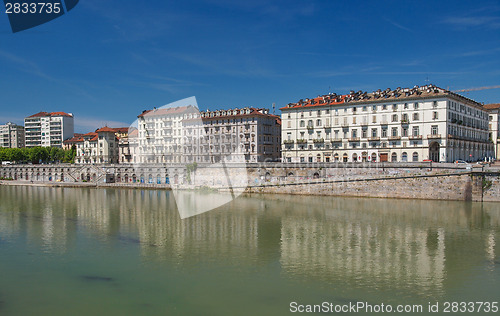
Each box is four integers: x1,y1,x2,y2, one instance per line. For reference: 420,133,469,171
3,0,79,33
129,97,249,219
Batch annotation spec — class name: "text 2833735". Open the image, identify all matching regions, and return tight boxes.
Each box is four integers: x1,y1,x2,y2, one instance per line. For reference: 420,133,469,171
5,2,62,14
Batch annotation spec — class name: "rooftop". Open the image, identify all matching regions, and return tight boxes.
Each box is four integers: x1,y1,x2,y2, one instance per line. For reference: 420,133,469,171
281,84,484,110
27,111,73,118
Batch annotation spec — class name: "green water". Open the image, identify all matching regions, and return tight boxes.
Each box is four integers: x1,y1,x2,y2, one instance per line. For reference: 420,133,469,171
0,186,499,315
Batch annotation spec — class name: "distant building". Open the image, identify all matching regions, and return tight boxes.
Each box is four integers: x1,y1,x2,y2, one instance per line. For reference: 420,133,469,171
280,84,493,163
0,122,25,148
62,133,83,150
133,106,281,164
74,127,128,164
24,112,74,148
485,103,500,160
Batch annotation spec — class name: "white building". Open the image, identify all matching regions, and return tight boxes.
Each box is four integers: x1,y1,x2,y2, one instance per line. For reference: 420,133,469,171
134,106,281,164
24,112,74,148
281,85,493,163
0,122,25,148
74,127,127,164
485,103,500,160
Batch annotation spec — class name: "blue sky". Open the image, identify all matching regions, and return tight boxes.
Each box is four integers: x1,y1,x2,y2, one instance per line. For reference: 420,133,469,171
1,0,500,133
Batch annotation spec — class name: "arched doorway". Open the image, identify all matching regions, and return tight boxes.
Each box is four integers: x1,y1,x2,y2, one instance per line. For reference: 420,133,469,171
429,142,440,162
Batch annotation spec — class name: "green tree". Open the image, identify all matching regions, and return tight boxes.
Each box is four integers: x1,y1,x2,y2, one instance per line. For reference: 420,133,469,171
8,148,23,162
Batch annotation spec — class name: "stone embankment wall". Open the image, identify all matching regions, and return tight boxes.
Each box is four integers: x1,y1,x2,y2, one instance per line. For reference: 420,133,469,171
1,162,499,202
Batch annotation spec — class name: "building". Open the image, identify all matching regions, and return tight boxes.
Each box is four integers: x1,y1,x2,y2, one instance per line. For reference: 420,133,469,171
485,103,500,160
74,127,128,164
62,133,83,150
24,112,74,148
133,106,281,164
280,84,493,163
0,122,25,148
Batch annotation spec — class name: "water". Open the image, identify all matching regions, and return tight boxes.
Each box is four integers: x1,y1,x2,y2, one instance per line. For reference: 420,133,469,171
0,185,499,315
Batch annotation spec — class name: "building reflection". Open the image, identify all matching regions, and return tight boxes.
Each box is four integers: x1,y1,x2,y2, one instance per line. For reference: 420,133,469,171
0,186,498,297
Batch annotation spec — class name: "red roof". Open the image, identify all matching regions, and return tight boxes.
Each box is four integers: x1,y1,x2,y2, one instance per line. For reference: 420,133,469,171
484,103,500,110
27,111,73,118
96,127,117,133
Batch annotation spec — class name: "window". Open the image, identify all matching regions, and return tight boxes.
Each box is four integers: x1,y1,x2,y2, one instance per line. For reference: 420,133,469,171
392,114,398,122
308,120,313,127
362,129,367,138
413,113,419,121
382,104,387,110
412,126,419,136
287,121,291,128
392,104,398,111
317,110,321,116
433,111,438,120
402,152,408,162
372,116,377,123
372,105,377,111
287,113,291,119
414,102,419,109
301,112,304,118
352,107,357,112
316,119,322,126
391,127,398,137
362,106,367,111
431,125,438,135
402,113,408,122
326,109,330,114
287,132,291,140
433,101,438,107
352,117,357,124
402,127,408,137
412,152,419,162
352,130,357,138
404,103,408,109
300,120,305,127
382,128,387,138
371,128,377,137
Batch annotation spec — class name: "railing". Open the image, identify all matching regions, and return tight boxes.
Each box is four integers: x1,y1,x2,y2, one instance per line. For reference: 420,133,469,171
349,137,360,142
388,136,401,140
313,138,324,143
368,137,380,141
427,134,442,139
409,135,422,140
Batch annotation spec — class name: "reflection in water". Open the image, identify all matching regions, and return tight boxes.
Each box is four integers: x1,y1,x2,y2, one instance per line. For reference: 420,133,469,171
0,186,499,303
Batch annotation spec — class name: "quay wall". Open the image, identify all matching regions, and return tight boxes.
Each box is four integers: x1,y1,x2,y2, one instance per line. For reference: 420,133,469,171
1,162,499,202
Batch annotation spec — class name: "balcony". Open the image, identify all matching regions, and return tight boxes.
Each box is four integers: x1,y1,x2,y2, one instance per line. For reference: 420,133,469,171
368,137,380,141
400,119,409,125
296,139,307,144
380,120,388,125
427,134,442,139
330,138,342,143
283,140,294,144
409,135,422,140
323,124,331,129
341,122,349,127
313,138,324,143
388,136,401,140
349,137,360,142
306,126,314,130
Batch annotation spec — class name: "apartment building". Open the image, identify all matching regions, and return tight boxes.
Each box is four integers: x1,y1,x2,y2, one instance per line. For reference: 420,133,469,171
24,112,74,148
281,85,493,163
485,103,500,160
74,127,128,164
0,122,25,148
133,105,281,164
